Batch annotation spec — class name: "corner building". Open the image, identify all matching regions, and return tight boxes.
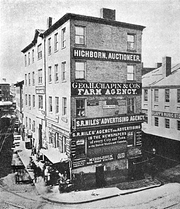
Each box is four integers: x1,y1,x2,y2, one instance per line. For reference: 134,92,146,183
22,8,145,188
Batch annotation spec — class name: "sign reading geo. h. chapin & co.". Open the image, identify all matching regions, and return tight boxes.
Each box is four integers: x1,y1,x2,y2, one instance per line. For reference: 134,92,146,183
71,82,142,96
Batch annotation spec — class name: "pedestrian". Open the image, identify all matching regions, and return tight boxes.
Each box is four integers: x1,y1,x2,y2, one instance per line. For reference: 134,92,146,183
44,166,49,185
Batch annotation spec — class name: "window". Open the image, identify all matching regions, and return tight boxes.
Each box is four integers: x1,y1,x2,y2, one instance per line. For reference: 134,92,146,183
48,66,52,83
38,95,43,109
54,33,58,51
48,37,51,55
165,118,170,128
49,96,52,112
28,52,30,65
29,118,31,130
62,28,66,48
55,97,59,113
25,94,27,105
127,34,135,51
38,69,43,84
75,26,85,44
62,97,67,115
177,120,180,131
32,49,34,63
165,89,170,102
25,74,27,86
25,54,27,66
54,64,59,82
37,44,42,60
127,65,135,80
33,120,35,132
28,73,30,85
75,62,85,79
32,72,35,86
154,117,159,126
76,99,85,117
177,89,180,103
154,89,159,102
33,95,35,107
29,95,31,106
144,89,148,101
26,117,28,128
127,97,135,114
62,136,67,153
62,62,66,81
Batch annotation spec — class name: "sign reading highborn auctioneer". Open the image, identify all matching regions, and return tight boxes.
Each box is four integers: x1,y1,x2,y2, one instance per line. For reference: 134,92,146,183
73,48,141,63
71,82,142,96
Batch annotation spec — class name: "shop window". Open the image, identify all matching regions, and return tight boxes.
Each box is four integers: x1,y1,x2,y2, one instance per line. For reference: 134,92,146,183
177,120,180,131
127,65,135,81
127,97,135,114
54,33,58,52
154,117,159,126
127,34,136,51
154,89,159,102
62,27,66,48
165,89,170,102
75,61,86,79
177,89,180,103
75,26,85,45
165,118,170,128
144,89,148,101
76,99,85,117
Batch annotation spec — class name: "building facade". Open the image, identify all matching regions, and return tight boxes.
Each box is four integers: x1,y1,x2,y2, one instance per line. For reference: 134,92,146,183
142,57,180,159
22,9,145,186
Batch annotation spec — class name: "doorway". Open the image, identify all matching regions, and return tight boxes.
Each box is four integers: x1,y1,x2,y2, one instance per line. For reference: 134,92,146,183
96,165,106,188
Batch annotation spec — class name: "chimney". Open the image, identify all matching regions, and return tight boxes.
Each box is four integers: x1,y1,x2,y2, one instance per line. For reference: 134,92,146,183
100,8,116,21
156,63,162,68
162,56,171,77
47,17,53,29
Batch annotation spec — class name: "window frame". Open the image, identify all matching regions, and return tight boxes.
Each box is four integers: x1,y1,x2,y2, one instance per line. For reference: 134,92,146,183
28,73,31,86
127,34,136,51
154,117,159,126
33,95,35,108
38,69,43,84
54,33,58,52
76,99,85,117
29,94,31,107
165,89,170,102
177,89,180,103
32,72,35,86
54,64,59,82
37,44,42,60
48,66,52,83
48,37,51,55
38,95,43,109
127,97,135,114
144,89,148,102
62,97,67,116
49,96,53,112
55,97,59,113
154,89,159,102
61,27,66,48
127,65,135,81
62,61,66,82
165,118,170,128
75,61,86,79
28,52,30,65
32,49,34,63
75,26,86,45
177,120,180,131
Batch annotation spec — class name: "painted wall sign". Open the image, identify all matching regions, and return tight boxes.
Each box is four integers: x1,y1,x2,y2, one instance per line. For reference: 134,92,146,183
73,48,141,63
152,111,180,119
35,86,45,94
73,114,145,129
71,82,142,96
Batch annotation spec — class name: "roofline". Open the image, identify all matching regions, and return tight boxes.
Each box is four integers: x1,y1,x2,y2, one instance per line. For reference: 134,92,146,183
22,13,146,53
43,13,145,37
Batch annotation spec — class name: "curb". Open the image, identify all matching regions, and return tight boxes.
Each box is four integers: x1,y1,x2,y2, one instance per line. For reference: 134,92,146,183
41,183,162,204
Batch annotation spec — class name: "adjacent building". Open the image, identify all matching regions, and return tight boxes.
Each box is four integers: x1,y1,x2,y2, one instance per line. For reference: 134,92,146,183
22,8,145,187
142,57,180,159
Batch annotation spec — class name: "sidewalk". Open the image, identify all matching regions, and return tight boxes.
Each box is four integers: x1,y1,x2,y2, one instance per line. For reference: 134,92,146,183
16,145,162,204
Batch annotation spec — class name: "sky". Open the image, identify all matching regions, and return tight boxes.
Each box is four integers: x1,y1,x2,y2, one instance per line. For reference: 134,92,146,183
0,0,180,84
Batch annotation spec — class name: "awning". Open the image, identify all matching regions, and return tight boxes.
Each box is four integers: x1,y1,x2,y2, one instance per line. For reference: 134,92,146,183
40,148,69,164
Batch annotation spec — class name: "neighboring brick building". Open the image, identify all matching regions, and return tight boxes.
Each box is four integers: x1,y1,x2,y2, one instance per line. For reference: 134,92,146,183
22,8,145,187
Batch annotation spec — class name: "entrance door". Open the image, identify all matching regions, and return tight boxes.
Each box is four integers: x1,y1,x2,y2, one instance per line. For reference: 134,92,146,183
39,124,42,149
96,166,105,188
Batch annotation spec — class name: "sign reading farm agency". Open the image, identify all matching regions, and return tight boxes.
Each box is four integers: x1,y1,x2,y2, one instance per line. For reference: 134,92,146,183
73,48,141,63
71,82,142,96
74,114,145,129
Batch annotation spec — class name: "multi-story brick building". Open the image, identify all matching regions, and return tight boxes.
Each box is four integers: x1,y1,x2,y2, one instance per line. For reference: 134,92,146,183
142,57,180,160
22,8,145,187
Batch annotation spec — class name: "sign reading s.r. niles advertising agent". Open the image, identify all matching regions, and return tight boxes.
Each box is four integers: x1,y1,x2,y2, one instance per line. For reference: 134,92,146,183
73,48,141,63
71,82,142,96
